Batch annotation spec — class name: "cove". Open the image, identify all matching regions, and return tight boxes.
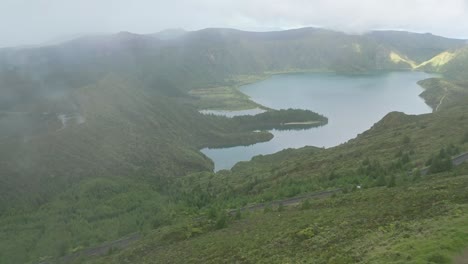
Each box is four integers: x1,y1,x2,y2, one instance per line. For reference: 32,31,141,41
202,71,434,171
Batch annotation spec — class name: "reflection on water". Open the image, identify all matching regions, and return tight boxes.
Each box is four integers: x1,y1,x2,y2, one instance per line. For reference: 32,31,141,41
199,108,266,118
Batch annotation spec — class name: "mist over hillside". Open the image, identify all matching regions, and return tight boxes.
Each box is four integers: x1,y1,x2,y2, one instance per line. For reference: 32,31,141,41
0,26,468,263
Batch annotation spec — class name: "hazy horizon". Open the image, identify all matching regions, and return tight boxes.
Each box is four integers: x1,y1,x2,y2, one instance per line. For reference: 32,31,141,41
1,0,468,48
1,26,467,50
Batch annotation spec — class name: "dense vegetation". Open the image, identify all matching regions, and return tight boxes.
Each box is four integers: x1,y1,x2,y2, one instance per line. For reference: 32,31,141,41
88,171,468,264
0,28,467,263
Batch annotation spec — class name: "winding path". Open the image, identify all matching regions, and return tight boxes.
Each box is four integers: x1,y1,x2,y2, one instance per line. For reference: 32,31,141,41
421,152,468,175
435,88,448,112
228,188,342,214
454,247,468,264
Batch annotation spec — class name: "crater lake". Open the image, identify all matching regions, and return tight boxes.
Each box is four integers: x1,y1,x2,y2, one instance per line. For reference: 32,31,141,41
202,71,434,171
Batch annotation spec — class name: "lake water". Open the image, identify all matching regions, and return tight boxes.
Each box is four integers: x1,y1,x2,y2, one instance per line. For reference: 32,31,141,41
202,71,434,171
199,108,265,117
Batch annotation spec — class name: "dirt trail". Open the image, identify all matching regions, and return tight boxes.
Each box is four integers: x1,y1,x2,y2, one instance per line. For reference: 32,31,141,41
421,151,468,175
228,188,342,215
38,234,141,264
454,247,468,264
435,88,448,112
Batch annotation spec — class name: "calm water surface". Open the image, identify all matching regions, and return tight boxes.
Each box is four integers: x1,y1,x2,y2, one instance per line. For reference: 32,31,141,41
199,108,265,117
202,71,434,171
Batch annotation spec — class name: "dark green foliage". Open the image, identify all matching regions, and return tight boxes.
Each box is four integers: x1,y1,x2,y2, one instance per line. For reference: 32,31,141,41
208,207,218,220
427,253,450,264
428,148,454,174
376,175,387,186
215,213,228,230
358,159,388,179
92,174,468,264
401,152,410,164
0,176,176,263
387,175,397,188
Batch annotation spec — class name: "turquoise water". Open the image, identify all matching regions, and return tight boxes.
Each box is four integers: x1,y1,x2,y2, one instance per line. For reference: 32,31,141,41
202,71,434,171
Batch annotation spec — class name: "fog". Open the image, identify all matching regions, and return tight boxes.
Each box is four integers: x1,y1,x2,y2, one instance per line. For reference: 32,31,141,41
1,0,467,47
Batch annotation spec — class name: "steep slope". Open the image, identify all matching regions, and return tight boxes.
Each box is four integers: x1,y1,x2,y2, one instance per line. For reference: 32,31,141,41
440,46,468,80
0,73,276,213
367,30,466,63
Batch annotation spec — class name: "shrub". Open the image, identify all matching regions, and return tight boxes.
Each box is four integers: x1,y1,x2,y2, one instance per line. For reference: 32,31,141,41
215,214,228,229
295,226,316,240
376,175,387,187
428,148,453,174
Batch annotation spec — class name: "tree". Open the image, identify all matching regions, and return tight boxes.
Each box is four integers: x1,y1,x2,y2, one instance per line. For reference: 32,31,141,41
376,175,387,187
428,147,453,174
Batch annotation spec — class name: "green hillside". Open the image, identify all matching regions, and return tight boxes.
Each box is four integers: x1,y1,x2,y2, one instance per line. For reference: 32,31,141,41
0,28,468,263
88,173,468,264
84,77,468,264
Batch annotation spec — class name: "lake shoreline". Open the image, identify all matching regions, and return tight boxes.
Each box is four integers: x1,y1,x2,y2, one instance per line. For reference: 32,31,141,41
201,71,434,171
194,69,437,113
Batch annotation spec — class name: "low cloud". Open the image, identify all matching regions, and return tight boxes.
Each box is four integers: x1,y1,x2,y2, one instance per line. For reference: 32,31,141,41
1,0,467,47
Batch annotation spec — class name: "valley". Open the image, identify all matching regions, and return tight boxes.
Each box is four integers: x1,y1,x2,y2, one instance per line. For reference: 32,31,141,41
0,27,467,264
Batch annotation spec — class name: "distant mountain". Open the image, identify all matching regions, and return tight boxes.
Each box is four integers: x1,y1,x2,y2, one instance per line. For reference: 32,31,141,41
3,27,464,112
367,30,466,63
152,28,188,40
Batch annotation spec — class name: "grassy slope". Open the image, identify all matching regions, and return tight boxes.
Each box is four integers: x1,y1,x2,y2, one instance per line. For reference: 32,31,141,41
84,77,468,264
442,46,468,80
88,171,468,264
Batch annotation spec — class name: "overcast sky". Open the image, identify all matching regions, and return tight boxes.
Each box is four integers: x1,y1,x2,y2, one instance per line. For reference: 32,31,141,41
1,0,468,47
